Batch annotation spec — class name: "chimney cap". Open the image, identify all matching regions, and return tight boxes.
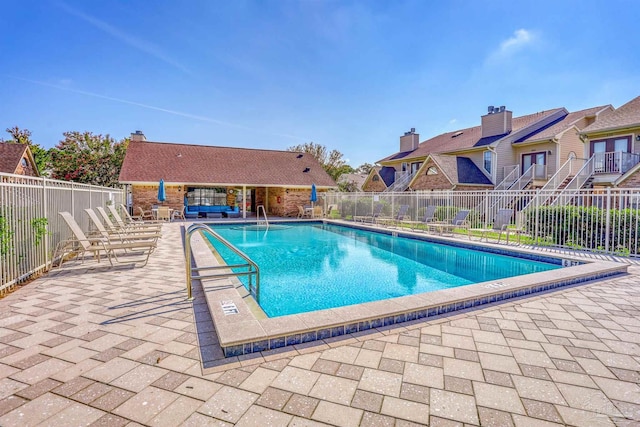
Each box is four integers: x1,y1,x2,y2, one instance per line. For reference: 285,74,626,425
487,106,494,114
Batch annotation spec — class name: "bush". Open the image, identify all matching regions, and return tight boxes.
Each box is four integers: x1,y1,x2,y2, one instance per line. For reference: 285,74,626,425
524,205,639,254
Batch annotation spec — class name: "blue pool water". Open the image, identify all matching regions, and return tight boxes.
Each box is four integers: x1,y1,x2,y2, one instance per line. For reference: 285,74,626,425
207,223,559,317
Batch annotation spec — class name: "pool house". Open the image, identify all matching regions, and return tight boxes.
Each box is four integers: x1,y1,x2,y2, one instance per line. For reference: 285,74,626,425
118,132,337,218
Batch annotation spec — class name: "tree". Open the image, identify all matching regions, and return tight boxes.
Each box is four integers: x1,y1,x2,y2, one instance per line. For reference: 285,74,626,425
286,142,352,181
2,127,50,174
49,132,128,187
355,162,374,175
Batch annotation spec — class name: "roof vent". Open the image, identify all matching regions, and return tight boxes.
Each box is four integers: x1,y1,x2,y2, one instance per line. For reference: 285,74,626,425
303,167,310,173
297,154,303,158
451,131,464,138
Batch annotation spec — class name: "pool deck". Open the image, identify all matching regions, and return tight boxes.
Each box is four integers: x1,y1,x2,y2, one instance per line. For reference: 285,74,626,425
1,221,639,426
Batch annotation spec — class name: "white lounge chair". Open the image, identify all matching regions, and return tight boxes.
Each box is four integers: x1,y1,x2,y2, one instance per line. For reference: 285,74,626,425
57,211,156,267
84,209,160,244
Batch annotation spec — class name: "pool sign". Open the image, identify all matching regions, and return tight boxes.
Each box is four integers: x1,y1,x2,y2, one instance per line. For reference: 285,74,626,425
220,300,239,315
562,259,580,267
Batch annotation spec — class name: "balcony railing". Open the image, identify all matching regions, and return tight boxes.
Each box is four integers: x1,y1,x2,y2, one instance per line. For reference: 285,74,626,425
593,151,640,175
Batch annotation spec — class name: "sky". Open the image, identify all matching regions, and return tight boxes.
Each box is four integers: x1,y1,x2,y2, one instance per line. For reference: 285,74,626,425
2,0,639,167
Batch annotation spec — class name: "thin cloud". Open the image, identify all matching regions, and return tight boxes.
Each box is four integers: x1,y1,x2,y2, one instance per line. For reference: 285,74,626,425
55,1,190,74
485,29,537,65
500,29,533,53
9,76,305,141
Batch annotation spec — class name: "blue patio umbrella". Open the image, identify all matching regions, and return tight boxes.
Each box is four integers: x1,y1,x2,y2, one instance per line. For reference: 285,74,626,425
310,183,317,207
157,179,166,203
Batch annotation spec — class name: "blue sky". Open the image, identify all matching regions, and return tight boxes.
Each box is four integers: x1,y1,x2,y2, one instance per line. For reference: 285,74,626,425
2,0,639,166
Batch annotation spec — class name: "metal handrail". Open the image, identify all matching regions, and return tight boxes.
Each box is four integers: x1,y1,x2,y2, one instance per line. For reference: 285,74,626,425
184,223,260,301
495,165,520,191
550,156,595,206
522,157,585,210
256,205,269,228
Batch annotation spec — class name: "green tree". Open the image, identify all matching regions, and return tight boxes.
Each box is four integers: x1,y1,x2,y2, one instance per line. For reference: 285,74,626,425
286,142,352,181
49,132,128,187
2,127,50,174
355,162,374,175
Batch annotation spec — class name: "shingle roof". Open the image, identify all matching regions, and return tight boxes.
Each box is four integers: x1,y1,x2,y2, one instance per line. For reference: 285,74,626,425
378,108,565,163
378,166,396,187
516,105,609,143
0,143,28,174
119,141,337,187
581,96,640,133
428,154,492,186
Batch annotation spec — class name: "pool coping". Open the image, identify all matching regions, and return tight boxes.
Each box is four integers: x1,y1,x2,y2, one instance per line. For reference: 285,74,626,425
189,220,629,358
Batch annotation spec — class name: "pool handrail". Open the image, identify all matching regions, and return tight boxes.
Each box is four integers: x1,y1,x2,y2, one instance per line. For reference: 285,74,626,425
184,223,260,302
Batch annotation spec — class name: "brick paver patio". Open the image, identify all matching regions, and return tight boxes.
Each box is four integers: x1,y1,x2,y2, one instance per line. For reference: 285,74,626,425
0,223,639,426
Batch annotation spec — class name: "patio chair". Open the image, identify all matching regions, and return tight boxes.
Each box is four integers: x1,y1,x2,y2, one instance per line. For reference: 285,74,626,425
468,209,512,243
427,209,470,235
57,212,157,267
119,204,163,225
379,204,410,228
401,205,436,231
325,204,338,218
297,205,311,219
157,206,171,221
107,205,162,232
85,209,161,243
172,206,186,221
137,206,155,221
354,203,384,224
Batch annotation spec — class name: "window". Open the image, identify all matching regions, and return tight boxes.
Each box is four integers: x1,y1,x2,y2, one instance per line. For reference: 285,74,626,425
186,187,227,206
411,162,422,174
401,162,408,172
372,175,379,182
483,151,492,173
21,158,28,167
426,167,438,175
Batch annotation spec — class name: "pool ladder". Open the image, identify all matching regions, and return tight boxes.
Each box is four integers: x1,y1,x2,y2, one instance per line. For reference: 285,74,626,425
184,223,260,302
256,205,269,229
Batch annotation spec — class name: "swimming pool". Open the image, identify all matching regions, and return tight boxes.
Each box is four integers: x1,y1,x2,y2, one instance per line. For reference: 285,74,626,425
207,223,560,317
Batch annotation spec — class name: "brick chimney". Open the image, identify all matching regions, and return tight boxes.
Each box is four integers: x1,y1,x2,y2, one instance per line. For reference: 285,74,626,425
481,106,512,138
400,128,419,152
130,130,146,142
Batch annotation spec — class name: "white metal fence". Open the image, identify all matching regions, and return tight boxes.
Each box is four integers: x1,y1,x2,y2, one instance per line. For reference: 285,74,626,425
0,172,125,293
325,188,640,258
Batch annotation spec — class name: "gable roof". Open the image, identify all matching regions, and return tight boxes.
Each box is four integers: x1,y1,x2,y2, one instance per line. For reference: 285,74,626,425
424,154,492,187
515,105,610,143
119,141,337,187
338,173,368,190
0,143,29,174
378,108,565,163
378,166,396,186
581,95,640,134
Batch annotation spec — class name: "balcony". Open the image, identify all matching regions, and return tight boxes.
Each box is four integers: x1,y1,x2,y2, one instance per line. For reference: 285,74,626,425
593,151,640,175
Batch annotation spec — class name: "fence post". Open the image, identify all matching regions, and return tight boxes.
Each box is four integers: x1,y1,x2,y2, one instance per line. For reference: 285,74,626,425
533,190,540,244
42,177,49,268
484,190,489,228
605,187,611,253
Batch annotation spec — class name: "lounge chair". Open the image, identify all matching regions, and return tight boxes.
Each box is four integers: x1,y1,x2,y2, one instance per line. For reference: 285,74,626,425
428,209,470,235
379,204,410,228
106,205,161,232
57,212,156,267
354,203,383,224
468,209,512,243
85,209,161,243
402,205,436,231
